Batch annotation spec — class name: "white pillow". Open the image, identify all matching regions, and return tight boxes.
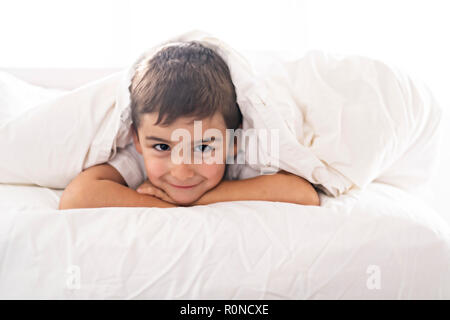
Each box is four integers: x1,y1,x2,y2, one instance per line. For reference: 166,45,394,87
0,71,66,124
0,70,131,188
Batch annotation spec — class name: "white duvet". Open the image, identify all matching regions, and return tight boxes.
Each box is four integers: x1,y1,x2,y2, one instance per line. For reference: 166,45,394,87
0,31,442,198
0,30,449,299
0,182,449,299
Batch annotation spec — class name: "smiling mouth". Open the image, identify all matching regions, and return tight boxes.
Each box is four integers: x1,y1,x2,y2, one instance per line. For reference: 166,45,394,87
168,183,200,189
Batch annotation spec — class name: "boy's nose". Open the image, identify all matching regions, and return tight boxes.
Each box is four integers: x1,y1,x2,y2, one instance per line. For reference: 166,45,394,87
170,163,195,182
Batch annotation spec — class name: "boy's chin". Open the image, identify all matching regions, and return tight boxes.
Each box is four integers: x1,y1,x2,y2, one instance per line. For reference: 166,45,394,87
169,193,202,206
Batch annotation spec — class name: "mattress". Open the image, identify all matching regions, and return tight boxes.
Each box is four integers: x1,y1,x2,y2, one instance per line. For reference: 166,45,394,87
1,65,449,300
0,182,449,299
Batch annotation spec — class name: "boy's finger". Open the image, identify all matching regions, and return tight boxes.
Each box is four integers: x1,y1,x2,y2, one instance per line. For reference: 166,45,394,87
137,187,154,195
155,189,168,200
138,186,174,203
154,189,174,203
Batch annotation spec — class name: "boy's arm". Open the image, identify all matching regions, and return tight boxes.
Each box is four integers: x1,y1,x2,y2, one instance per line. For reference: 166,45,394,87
58,164,176,210
194,171,320,206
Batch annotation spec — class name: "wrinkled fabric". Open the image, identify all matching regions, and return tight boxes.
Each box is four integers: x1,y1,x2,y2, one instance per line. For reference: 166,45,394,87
0,183,449,299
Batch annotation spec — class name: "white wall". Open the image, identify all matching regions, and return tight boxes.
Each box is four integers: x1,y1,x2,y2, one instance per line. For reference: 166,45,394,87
1,0,447,104
0,0,307,67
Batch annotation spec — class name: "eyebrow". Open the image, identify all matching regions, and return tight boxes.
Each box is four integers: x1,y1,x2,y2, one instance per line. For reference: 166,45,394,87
145,136,221,144
145,136,171,143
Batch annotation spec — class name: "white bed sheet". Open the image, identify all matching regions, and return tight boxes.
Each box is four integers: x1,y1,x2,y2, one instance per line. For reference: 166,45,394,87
0,182,449,299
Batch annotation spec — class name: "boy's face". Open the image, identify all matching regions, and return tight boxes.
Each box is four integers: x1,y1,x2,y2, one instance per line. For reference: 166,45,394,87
132,112,235,205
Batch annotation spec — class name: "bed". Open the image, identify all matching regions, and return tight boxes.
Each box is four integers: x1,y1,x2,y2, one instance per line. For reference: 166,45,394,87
1,62,449,299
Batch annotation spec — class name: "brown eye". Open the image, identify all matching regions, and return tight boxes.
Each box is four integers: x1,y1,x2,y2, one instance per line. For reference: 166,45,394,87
194,144,214,153
153,144,170,151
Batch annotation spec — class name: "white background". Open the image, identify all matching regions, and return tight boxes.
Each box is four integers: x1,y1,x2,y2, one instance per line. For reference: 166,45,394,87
1,0,449,217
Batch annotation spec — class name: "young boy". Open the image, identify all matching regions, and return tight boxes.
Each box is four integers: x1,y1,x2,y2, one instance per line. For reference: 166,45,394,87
59,42,319,209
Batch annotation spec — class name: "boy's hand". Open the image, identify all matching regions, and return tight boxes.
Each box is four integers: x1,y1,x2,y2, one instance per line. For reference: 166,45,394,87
136,180,177,204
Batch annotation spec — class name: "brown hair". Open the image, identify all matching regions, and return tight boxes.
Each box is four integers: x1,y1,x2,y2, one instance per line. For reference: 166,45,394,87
129,41,242,131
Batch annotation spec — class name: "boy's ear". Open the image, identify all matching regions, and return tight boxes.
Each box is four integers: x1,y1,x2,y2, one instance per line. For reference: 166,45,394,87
132,127,143,155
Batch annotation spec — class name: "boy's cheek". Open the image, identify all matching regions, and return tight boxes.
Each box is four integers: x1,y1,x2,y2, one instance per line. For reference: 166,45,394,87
200,164,226,184
144,158,167,181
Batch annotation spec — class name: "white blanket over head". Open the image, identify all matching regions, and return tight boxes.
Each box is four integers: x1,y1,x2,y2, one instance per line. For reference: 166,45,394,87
0,31,442,197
